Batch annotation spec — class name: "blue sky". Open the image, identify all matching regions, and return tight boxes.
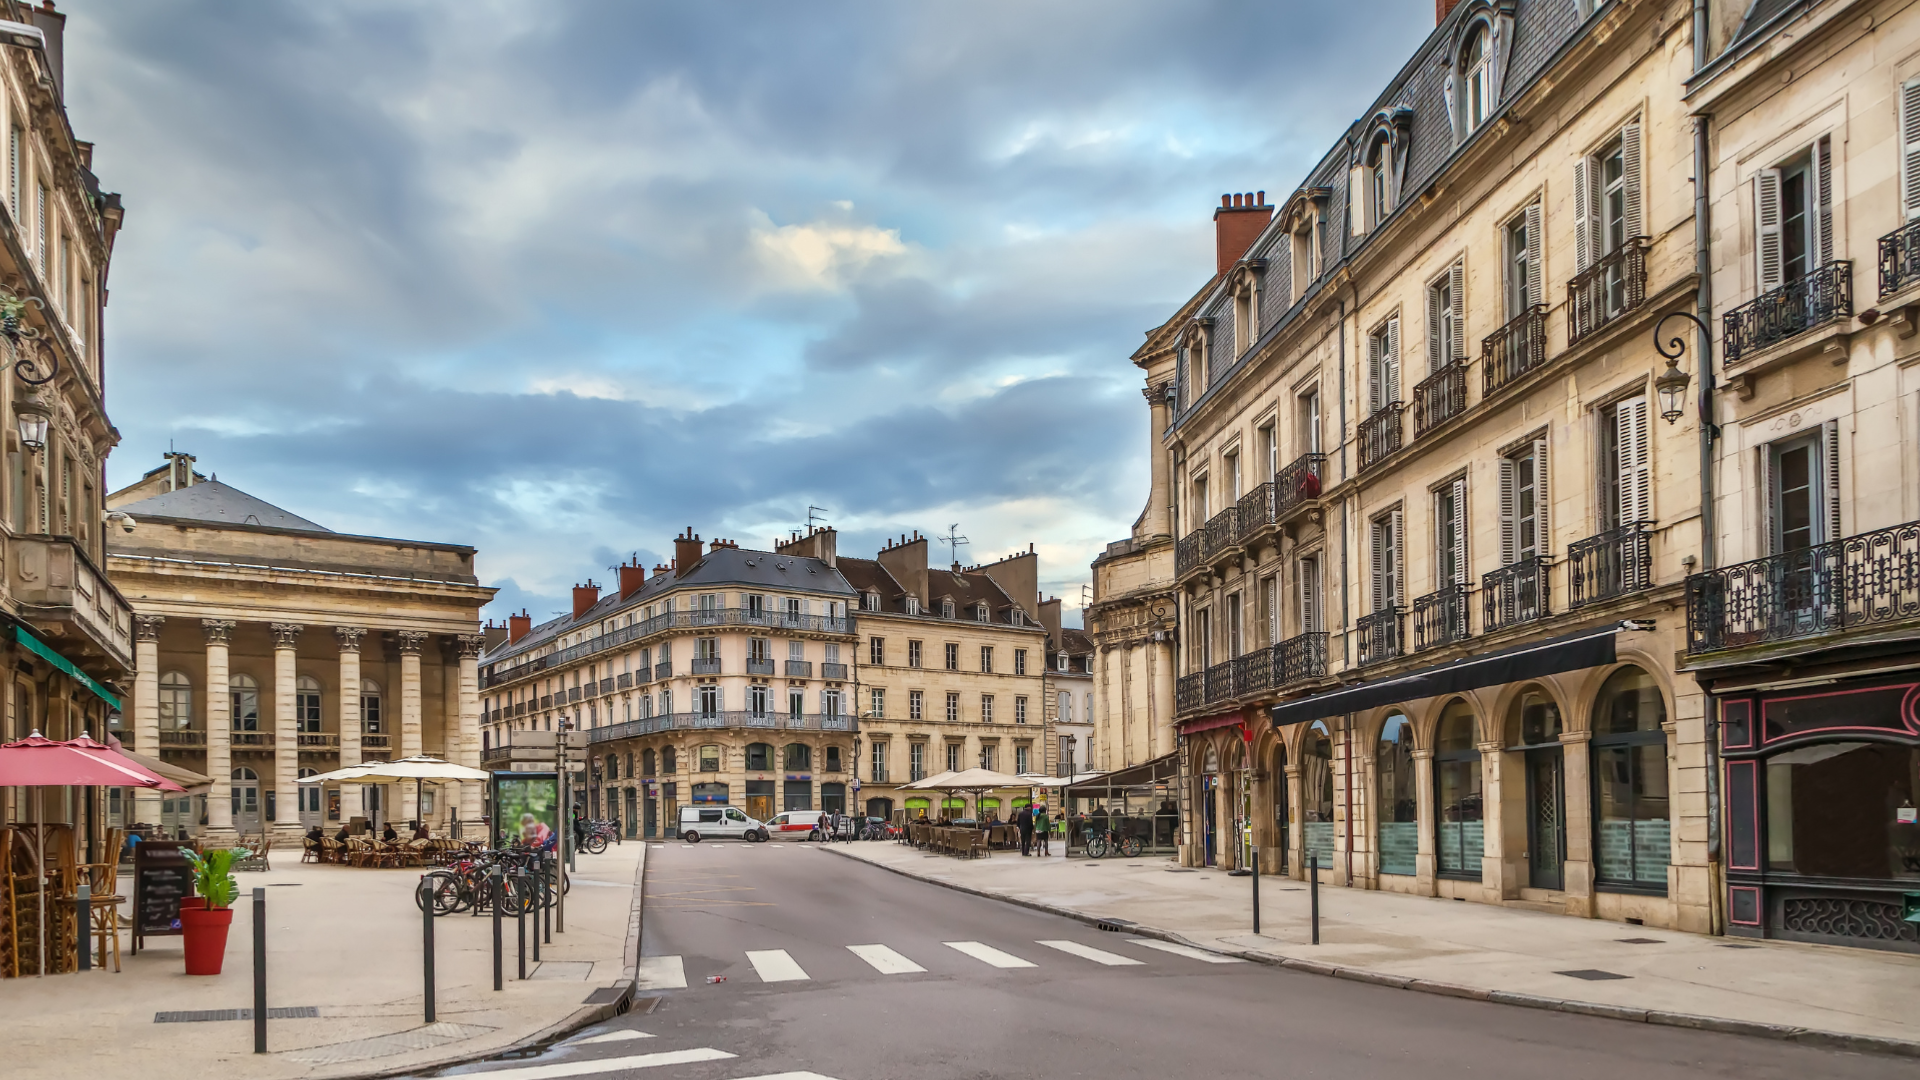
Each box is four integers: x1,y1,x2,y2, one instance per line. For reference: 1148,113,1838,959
68,0,1436,625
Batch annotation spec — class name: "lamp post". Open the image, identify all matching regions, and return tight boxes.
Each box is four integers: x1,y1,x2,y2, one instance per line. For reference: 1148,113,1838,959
556,715,570,934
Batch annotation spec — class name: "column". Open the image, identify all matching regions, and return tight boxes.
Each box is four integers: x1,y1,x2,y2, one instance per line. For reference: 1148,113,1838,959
1560,729,1595,917
203,620,237,838
397,631,426,824
335,628,365,829
1412,747,1436,895
1482,740,1518,901
270,623,303,840
132,615,165,826
456,634,484,832
1283,762,1303,880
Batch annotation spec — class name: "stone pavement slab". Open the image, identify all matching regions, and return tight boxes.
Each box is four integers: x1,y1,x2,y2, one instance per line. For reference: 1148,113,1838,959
826,841,1920,1051
1,841,644,1080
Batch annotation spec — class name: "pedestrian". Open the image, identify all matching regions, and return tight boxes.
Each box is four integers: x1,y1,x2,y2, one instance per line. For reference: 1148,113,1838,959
571,806,587,851
1016,804,1034,856
1034,804,1051,855
608,808,623,844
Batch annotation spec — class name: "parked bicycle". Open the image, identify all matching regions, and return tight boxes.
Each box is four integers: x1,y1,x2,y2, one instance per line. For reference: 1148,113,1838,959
1084,826,1142,859
581,819,621,854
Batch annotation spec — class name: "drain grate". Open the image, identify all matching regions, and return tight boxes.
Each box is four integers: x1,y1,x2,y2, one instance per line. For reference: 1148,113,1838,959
1717,943,1761,950
1615,937,1664,944
156,1007,319,1023
1554,969,1631,981
1095,919,1135,933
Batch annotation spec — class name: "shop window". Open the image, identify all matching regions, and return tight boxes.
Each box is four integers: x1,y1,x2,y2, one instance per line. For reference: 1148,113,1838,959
784,743,811,771
699,744,721,772
746,742,772,770
1593,667,1670,889
1434,700,1482,879
1766,741,1920,880
1302,721,1335,870
1376,714,1416,876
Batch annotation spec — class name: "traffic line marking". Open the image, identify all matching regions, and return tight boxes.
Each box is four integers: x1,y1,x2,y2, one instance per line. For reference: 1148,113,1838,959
566,1030,653,1046
453,1047,733,1078
731,1074,845,1080
944,941,1035,968
635,955,687,989
1035,939,1144,966
1128,939,1246,964
847,944,925,974
746,949,811,982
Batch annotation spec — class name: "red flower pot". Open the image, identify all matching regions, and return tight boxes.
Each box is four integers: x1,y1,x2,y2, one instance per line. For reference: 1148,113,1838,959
178,896,207,912
180,904,233,976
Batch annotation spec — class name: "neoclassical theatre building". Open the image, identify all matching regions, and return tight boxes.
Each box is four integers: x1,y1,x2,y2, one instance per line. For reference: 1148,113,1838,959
108,453,495,841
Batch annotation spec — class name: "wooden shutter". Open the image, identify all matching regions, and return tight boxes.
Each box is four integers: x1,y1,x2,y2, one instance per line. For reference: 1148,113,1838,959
1499,456,1517,565
1427,279,1445,372
1621,120,1644,240
1904,81,1920,221
1572,156,1593,272
1368,331,1383,412
1350,165,1368,235
1524,202,1544,309
1617,397,1652,525
1449,261,1466,363
1299,558,1318,634
1389,509,1405,607
1384,317,1401,404
1823,419,1842,544
1814,135,1834,266
1532,437,1551,558
1370,520,1387,612
1450,477,1469,585
1755,169,1784,292
1760,446,1779,555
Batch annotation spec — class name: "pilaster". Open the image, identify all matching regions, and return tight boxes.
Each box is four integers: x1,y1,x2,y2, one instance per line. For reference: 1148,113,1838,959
396,631,426,823
132,615,164,825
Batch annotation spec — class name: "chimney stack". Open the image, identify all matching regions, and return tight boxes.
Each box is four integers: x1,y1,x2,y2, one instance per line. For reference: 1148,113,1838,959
1436,0,1464,24
1214,190,1273,277
508,609,531,644
674,528,703,578
572,580,600,619
618,559,646,598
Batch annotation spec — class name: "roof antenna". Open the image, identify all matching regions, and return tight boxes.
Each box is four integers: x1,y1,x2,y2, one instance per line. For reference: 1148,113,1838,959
807,505,830,530
939,523,970,567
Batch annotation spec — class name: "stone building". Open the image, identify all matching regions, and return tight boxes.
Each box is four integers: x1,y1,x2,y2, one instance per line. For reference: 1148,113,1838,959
107,453,496,842
1103,0,1721,934
1044,625,1095,777
0,2,133,833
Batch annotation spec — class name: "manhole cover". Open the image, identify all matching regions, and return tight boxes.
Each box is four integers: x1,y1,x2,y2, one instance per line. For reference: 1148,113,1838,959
1554,969,1631,981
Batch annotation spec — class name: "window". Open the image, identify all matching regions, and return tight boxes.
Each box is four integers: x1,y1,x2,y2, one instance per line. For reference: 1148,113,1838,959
1426,263,1465,371
1764,424,1840,554
1754,137,1833,291
1258,420,1279,482
1597,397,1651,532
909,689,924,720
946,743,962,773
975,603,989,622
1434,479,1467,587
1261,574,1279,646
1504,211,1539,316
1223,449,1242,501
643,749,657,776
1233,279,1255,358
360,679,383,734
1377,714,1417,876
1193,605,1213,669
1016,745,1030,774
906,596,921,615
159,672,193,729
908,640,922,668
785,597,803,622
910,741,926,781
748,593,765,619
1500,440,1549,563
871,741,886,780
1227,592,1243,657
869,688,885,718
698,684,719,717
1573,123,1643,311
1056,653,1068,673
863,591,879,611
822,688,843,719
1462,26,1492,130
1015,696,1028,724
1354,133,1392,233
945,692,960,723
784,743,810,770
1302,722,1335,868
980,646,993,673
1367,317,1400,413
696,637,718,660
749,637,770,662
1057,691,1071,722
1014,648,1026,676
295,675,322,734
231,767,259,818
825,746,842,772
870,636,884,665
945,643,959,670
1592,667,1669,889
230,674,260,731
1298,388,1322,455
824,642,841,666
699,744,721,772
789,640,804,662
1765,741,1920,881
979,744,996,770
1434,701,1483,878
980,694,994,723
1191,471,1210,524
1369,511,1403,613
662,746,677,773
942,599,955,619
746,742,771,770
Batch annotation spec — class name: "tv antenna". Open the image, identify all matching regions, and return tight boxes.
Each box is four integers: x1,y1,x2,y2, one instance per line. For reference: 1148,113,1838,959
939,523,970,566
807,505,831,530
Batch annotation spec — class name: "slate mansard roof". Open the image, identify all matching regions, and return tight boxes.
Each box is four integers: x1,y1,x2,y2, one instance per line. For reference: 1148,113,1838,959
115,480,333,533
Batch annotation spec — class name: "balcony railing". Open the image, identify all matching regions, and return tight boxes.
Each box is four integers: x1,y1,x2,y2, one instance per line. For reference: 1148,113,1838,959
1881,221,1920,297
1484,557,1552,633
362,732,392,749
567,686,583,702
1276,632,1329,684
1176,531,1206,577
1358,403,1405,472
1413,363,1469,436
8,534,135,676
1236,482,1276,543
1356,608,1404,666
1413,584,1472,651
1724,261,1852,364
297,733,340,750
1203,659,1235,704
590,711,860,743
1204,507,1239,557
158,729,206,748
655,661,673,680
1274,453,1326,518
746,658,775,675
616,672,633,690
1483,305,1549,395
821,662,848,680
481,606,857,688
1685,519,1920,654
230,730,274,749
1568,523,1653,609
1176,672,1204,712
691,657,721,675
1231,651,1274,700
785,660,813,677
1567,237,1650,345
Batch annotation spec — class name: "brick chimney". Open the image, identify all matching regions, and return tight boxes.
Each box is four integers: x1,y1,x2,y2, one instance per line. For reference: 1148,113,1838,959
1437,0,1464,23
1214,191,1273,276
618,559,646,598
572,580,600,619
508,609,531,644
674,528,703,578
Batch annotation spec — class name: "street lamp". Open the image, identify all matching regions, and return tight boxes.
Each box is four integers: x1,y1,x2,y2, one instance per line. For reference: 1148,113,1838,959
13,388,48,451
1652,311,1703,425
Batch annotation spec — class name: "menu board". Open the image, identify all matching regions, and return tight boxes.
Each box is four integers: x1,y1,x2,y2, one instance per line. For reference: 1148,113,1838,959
132,840,194,954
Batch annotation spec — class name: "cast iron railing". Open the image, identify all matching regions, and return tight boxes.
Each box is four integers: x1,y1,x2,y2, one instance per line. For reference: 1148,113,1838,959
746,658,775,675
590,711,859,742
1358,403,1404,472
1567,237,1649,345
1231,651,1273,699
1723,261,1852,364
1685,519,1920,654
785,660,813,677
1204,659,1235,703
1413,362,1469,436
1356,608,1404,666
481,606,857,688
1413,584,1472,650
1237,483,1276,542
1484,557,1552,632
822,662,848,680
1276,632,1328,684
691,657,721,675
1483,305,1549,395
1880,221,1920,297
1568,523,1653,609
1176,671,1204,712
1275,453,1326,517
1204,507,1239,558
1176,530,1205,576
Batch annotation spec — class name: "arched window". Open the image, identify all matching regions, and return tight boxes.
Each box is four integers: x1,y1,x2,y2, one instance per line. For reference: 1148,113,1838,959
1593,667,1669,889
746,742,773,770
662,746,677,773
1463,26,1492,129
1434,700,1482,878
642,748,657,776
295,675,322,733
1377,713,1417,876
1368,134,1392,228
1513,687,1562,745
1302,721,1335,870
158,671,193,730
297,766,320,814
606,753,619,781
784,743,811,771
230,674,259,731
699,744,722,772
361,679,384,734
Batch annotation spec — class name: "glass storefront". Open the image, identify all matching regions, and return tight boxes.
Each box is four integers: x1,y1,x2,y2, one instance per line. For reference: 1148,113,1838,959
1377,714,1416,876
1765,742,1919,880
1434,700,1481,879
1592,667,1669,890
1302,721,1335,872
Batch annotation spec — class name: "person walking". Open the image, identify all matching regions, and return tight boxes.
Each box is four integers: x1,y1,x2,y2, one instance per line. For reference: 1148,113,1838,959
1034,804,1052,856
1016,803,1034,856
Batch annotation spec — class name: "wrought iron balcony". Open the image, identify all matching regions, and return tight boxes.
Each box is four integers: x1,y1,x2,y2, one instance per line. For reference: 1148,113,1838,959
1176,530,1206,577
785,659,813,677
540,694,553,708
1413,362,1469,436
654,661,673,680
691,657,721,675
821,662,848,680
1237,482,1276,542
568,686,583,702
746,658,775,675
1484,557,1552,633
1231,651,1274,700
583,682,599,699
1356,608,1404,666
1568,523,1653,609
600,678,614,694
1724,261,1852,364
1204,507,1239,557
1176,671,1204,712
1880,220,1920,297
1275,632,1329,684
1358,403,1404,472
1204,659,1236,704
1685,519,1920,654
1482,305,1549,395
1567,237,1649,345
1413,584,1472,651
589,711,859,742
1275,453,1326,518
616,672,633,690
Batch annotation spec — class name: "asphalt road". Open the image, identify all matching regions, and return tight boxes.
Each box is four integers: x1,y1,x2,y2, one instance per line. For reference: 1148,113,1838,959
438,840,1912,1080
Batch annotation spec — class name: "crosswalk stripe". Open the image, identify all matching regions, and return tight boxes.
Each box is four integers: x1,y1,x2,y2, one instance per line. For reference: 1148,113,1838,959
452,1047,734,1079
1128,939,1246,964
635,955,687,989
730,1074,844,1080
1034,939,1144,966
566,1030,653,1046
847,944,925,974
746,948,811,982
944,941,1035,968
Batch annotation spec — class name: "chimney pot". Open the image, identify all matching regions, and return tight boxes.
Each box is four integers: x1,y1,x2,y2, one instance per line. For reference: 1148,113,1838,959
619,561,646,598
674,531,704,578
508,610,532,644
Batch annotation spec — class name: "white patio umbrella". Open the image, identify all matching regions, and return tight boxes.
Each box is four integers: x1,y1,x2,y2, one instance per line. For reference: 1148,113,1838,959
918,767,1032,820
899,770,956,790
299,755,490,829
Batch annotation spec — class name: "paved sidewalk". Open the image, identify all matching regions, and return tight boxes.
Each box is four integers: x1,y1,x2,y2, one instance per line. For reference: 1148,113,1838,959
2,841,643,1080
829,841,1920,1052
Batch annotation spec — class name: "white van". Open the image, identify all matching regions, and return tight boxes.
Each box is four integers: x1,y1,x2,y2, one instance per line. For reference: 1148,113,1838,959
678,805,769,843
763,810,826,840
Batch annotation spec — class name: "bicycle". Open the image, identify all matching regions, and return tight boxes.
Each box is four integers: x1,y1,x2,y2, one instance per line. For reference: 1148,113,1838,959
1084,826,1142,860
581,819,620,854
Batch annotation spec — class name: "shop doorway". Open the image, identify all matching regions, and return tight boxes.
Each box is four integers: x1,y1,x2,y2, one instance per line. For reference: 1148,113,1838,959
624,788,638,838
865,797,894,820
232,768,261,835
1201,774,1218,866
644,796,658,838
1525,747,1565,891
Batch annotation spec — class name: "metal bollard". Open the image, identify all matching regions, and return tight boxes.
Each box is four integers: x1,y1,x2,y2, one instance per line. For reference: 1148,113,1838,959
76,884,91,971
253,887,268,1053
531,872,541,964
1251,855,1260,936
542,854,552,945
422,880,436,1023
1309,854,1320,946
516,873,527,980
491,869,504,992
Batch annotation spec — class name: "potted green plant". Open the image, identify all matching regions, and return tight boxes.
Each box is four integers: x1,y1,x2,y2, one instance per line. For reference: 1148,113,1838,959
180,847,246,975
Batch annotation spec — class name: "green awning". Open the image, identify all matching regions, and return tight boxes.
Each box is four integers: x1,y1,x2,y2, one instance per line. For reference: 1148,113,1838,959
14,625,122,710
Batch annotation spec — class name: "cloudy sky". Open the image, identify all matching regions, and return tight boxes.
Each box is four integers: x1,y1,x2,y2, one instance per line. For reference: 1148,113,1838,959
67,0,1435,625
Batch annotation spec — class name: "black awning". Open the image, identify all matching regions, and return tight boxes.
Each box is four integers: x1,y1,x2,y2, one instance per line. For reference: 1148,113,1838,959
1063,750,1181,796
1268,621,1641,728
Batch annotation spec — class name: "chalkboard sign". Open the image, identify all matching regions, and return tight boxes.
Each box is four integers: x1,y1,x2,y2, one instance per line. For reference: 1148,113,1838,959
132,840,195,955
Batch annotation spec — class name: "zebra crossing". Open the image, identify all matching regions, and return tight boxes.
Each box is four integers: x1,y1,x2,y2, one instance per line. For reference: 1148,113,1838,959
439,1032,842,1080
634,935,1243,989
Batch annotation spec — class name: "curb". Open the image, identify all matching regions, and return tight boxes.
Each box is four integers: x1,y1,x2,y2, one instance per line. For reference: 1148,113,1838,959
823,845,1920,1061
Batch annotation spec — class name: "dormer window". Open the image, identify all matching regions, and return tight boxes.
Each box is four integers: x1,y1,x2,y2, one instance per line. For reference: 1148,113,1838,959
1368,135,1391,228
975,603,990,622
942,599,955,619
1057,654,1069,672
907,596,921,615
863,591,879,612
1463,27,1492,130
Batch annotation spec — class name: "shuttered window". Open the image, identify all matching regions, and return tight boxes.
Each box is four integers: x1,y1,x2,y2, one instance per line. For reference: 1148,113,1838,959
1368,317,1400,412
1756,139,1833,292
1904,80,1920,221
1435,478,1469,587
1297,556,1321,634
1615,397,1652,526
1427,262,1465,371
1370,511,1403,612
1505,207,1542,317
1500,440,1550,564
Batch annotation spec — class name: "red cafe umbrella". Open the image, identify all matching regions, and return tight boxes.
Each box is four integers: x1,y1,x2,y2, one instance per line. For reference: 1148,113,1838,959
0,732,184,790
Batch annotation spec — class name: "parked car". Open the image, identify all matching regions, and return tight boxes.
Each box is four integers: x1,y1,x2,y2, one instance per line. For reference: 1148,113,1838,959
677,805,769,843
763,810,825,840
